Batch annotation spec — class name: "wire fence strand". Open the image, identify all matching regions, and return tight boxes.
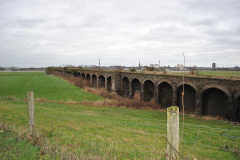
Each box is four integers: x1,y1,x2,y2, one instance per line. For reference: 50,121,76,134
0,96,240,159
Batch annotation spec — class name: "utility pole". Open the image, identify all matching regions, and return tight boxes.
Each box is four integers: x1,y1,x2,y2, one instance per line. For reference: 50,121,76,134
159,60,160,69
99,59,100,68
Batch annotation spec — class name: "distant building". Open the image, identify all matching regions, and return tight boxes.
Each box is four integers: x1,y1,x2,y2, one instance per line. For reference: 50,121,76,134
177,64,184,70
78,65,96,68
212,63,216,70
150,64,159,69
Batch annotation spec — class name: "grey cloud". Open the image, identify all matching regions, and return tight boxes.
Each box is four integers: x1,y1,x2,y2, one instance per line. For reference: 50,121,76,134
0,0,240,67
192,19,215,26
15,18,46,28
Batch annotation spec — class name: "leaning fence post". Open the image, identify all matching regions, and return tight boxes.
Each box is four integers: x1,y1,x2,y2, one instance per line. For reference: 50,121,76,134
166,106,179,160
27,91,34,136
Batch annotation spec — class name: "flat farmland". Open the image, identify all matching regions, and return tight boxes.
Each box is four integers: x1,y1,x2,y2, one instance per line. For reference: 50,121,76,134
0,72,104,102
199,71,240,76
0,72,239,159
168,70,240,77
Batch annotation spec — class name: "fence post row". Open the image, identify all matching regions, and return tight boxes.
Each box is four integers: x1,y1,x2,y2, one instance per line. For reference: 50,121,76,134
28,91,34,136
166,106,179,160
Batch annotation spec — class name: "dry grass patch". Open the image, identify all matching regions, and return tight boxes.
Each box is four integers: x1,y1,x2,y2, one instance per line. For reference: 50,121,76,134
52,71,163,111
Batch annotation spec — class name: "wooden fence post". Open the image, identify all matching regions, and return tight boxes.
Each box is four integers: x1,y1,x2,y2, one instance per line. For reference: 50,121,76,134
166,106,179,160
28,91,34,136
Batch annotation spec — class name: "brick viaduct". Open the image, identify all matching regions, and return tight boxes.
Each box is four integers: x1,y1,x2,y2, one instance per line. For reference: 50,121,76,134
56,68,240,121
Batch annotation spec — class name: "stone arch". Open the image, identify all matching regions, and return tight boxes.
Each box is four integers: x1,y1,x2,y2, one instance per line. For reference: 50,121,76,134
78,72,81,77
81,73,85,80
177,84,196,113
131,78,141,97
107,76,112,91
201,86,229,118
176,81,198,92
234,91,240,100
86,73,90,81
142,78,155,86
98,75,105,88
143,80,155,102
122,75,130,82
158,81,173,108
200,85,231,98
74,72,78,77
122,77,129,96
236,96,240,121
157,79,174,89
92,74,97,87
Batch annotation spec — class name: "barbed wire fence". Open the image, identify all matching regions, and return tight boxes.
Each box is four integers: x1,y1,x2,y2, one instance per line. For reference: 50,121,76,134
0,92,240,159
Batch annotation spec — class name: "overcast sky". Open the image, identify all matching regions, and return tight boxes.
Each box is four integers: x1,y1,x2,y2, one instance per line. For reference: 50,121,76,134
0,0,239,68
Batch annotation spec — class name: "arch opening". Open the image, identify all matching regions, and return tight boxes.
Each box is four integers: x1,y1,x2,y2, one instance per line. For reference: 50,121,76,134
81,73,85,80
143,80,154,102
158,82,172,108
132,78,141,97
107,76,111,91
202,88,228,117
177,84,196,113
92,75,97,87
237,97,240,121
78,72,81,77
86,74,90,81
98,75,105,88
74,72,78,77
122,77,129,96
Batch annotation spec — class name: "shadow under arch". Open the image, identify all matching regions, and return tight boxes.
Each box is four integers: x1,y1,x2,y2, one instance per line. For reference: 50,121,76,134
86,73,90,81
177,83,196,113
237,96,240,121
106,76,111,91
98,75,105,88
143,80,155,102
122,77,129,96
132,78,141,97
158,81,173,108
201,85,230,118
92,74,97,87
81,73,85,79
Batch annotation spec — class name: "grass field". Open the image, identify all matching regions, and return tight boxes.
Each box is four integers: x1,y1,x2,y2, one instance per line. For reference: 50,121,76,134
0,72,240,159
168,70,240,77
0,126,42,159
199,71,240,76
0,72,104,102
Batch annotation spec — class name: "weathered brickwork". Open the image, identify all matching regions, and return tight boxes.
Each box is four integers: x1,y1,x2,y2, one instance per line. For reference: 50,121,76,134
56,68,240,121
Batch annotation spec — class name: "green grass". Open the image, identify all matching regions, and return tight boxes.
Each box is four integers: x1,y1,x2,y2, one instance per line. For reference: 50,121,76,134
0,72,104,102
199,71,240,77
0,128,47,160
0,99,239,159
168,71,240,77
0,72,240,159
